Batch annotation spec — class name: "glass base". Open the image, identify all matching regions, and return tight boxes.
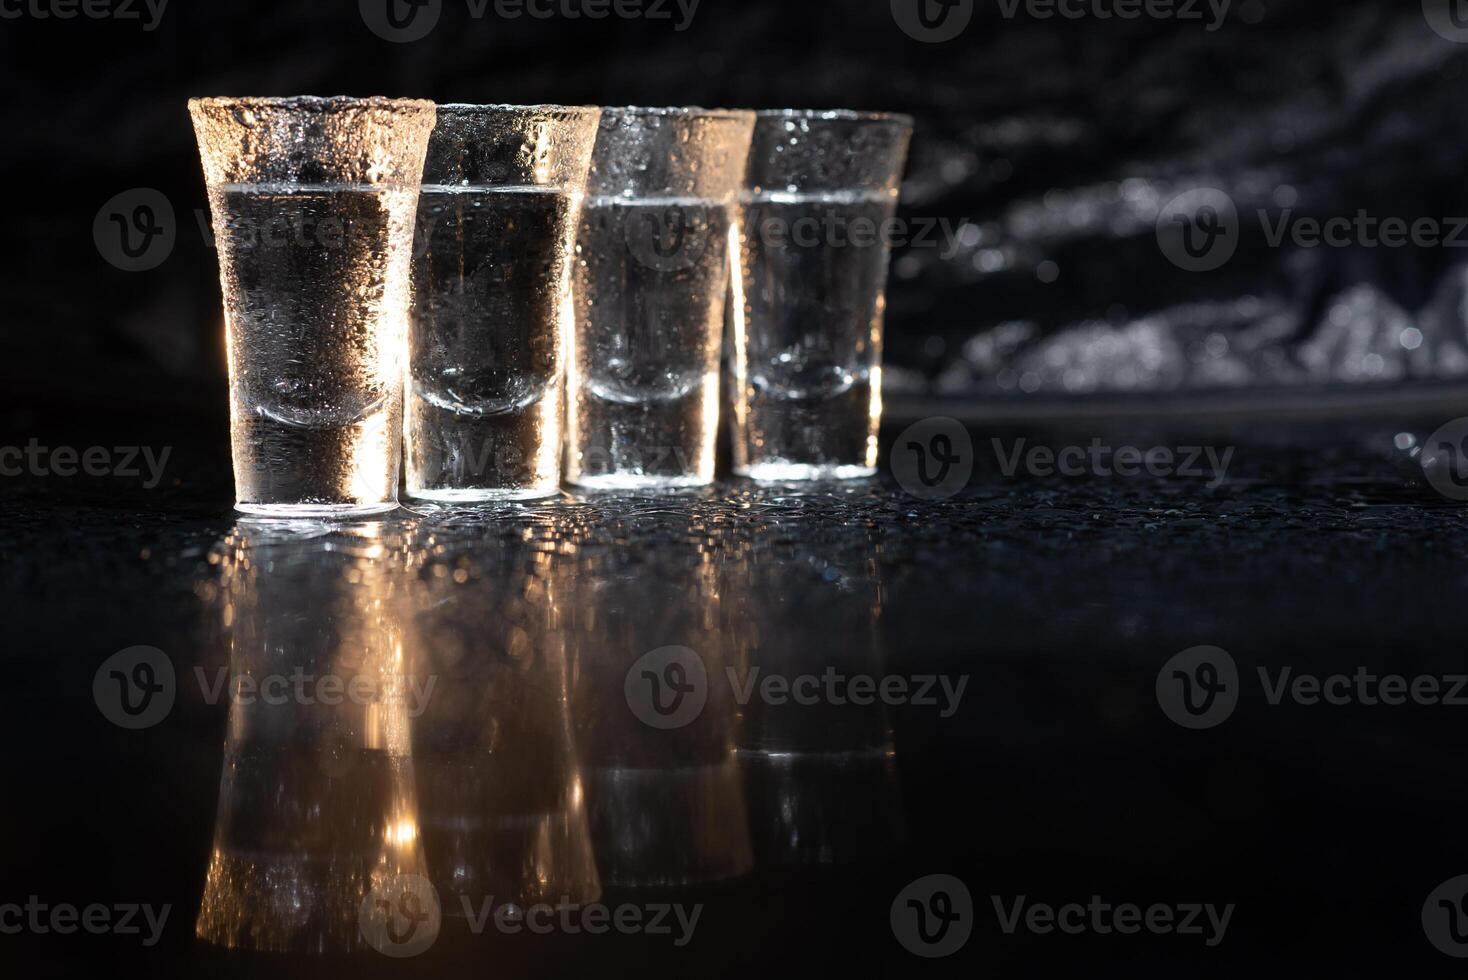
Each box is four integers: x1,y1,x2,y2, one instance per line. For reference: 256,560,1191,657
234,501,399,518
406,486,560,503
735,462,878,482
569,473,712,491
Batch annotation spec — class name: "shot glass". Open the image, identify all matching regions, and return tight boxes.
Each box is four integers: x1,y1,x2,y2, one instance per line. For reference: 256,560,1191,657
731,110,913,480
567,107,756,489
189,96,436,517
406,104,601,502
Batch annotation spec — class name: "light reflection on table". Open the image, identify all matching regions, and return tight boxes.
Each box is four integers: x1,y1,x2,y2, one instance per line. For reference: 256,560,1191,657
191,488,906,953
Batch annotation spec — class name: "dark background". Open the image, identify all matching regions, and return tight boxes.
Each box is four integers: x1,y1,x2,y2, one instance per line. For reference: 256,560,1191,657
8,0,1468,444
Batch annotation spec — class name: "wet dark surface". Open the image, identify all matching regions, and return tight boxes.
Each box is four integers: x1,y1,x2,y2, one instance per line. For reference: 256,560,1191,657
4,416,1468,975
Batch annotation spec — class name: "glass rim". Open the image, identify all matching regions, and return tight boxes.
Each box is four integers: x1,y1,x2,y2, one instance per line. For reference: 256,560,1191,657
754,108,914,127
188,95,435,113
435,102,602,116
598,105,756,121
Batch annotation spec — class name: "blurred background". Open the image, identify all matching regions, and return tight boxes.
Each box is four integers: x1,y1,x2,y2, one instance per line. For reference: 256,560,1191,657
7,0,1468,441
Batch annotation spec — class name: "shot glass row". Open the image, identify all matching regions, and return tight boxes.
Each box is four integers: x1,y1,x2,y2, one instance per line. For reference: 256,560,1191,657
188,97,912,516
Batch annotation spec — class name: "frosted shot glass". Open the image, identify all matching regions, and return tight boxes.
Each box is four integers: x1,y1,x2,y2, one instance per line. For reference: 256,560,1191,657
731,110,913,481
567,107,756,489
406,104,601,502
190,96,436,517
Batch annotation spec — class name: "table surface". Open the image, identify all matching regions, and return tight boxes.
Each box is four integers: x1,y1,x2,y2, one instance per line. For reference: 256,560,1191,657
3,416,1467,976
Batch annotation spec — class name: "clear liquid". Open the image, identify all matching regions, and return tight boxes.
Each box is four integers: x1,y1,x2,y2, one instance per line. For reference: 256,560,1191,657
215,182,416,515
733,190,896,480
407,185,577,501
569,197,732,487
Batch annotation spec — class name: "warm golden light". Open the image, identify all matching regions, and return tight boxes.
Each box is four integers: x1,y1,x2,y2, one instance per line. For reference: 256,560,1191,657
194,523,426,953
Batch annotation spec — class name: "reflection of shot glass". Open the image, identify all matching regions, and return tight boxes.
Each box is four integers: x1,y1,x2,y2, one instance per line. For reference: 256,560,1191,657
568,561,753,886
405,525,601,910
406,105,601,502
732,110,913,481
567,107,756,489
195,524,429,953
189,97,436,517
717,535,905,866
